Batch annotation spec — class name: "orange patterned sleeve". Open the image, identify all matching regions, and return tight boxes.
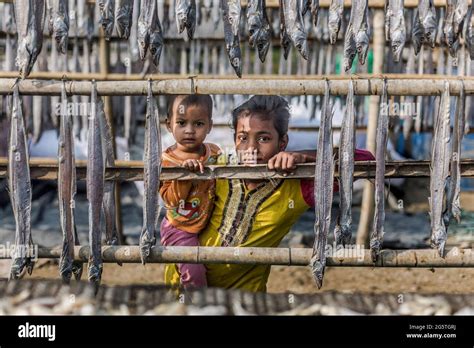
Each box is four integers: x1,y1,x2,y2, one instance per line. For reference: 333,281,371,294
159,158,193,209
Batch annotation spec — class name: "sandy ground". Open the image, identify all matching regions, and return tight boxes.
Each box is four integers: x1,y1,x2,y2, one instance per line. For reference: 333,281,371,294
1,260,472,295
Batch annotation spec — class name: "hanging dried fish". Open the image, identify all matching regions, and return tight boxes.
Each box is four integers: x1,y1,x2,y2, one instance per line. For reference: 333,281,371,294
328,0,343,44
385,0,406,62
58,81,83,283
279,0,292,59
429,81,451,257
87,81,106,290
176,0,197,40
282,0,308,59
334,80,356,247
14,0,47,78
247,0,271,62
343,0,370,71
221,0,242,77
138,0,163,66
444,82,465,226
115,0,134,39
98,0,115,40
370,79,388,262
466,4,474,59
47,0,69,54
8,85,34,280
444,0,467,58
310,0,320,26
310,80,334,289
95,98,119,247
412,0,437,55
139,81,162,264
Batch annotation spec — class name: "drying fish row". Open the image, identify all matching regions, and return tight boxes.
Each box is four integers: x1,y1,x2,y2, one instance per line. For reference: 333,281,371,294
6,80,162,291
310,78,469,288
1,280,473,315
5,1,474,79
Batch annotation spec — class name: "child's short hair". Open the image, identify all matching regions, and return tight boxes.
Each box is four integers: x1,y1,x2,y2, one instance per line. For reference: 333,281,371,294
232,95,290,139
167,95,213,120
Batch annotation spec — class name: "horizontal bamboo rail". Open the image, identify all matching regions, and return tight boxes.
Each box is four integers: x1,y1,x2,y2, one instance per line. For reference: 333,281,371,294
0,246,472,267
1,159,474,181
0,0,469,8
1,72,474,82
1,77,474,96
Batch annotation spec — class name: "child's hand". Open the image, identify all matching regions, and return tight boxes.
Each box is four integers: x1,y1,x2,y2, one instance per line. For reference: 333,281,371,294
267,152,306,173
182,159,204,173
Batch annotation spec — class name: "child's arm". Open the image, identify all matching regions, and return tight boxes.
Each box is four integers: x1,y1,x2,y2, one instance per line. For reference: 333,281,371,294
268,149,375,171
160,159,202,208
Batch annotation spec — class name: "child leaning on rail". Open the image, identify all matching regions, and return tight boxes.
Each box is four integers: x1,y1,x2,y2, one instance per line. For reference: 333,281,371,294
159,95,222,290
164,95,376,292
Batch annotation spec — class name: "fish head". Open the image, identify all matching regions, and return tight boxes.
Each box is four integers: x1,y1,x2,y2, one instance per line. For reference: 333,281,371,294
176,12,187,34
137,24,150,60
291,32,308,60
149,32,164,67
355,32,369,65
256,33,271,63
391,33,405,62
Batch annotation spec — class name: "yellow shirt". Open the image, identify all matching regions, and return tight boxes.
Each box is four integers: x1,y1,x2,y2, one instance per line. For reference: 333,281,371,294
164,178,312,292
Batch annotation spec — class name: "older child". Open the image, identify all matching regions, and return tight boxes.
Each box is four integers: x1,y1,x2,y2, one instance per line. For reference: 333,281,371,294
160,95,221,289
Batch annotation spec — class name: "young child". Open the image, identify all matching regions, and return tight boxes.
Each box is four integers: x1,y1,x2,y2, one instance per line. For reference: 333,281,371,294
160,95,221,290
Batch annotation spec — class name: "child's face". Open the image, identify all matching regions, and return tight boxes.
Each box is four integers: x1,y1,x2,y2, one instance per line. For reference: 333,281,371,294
235,114,288,165
166,100,212,153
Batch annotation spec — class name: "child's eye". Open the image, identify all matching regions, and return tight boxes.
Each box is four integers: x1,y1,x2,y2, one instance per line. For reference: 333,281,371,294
195,121,205,127
176,121,185,126
237,135,247,142
258,136,270,142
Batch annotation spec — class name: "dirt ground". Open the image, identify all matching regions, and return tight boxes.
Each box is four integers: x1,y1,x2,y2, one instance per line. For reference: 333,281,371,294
3,260,472,295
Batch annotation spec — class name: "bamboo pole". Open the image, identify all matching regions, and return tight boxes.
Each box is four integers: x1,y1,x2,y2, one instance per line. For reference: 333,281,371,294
2,158,474,181
1,246,472,267
357,10,385,248
1,72,474,82
2,77,474,96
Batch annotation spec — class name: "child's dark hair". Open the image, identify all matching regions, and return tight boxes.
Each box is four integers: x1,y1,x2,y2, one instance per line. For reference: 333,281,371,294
167,95,213,120
231,95,290,139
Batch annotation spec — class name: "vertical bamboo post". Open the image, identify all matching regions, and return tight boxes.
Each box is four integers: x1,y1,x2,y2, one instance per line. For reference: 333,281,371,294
356,9,385,247
99,35,125,245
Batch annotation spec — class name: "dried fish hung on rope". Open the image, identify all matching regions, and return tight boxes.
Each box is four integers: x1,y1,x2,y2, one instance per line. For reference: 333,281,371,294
412,0,437,55
14,0,47,78
47,0,69,54
385,0,406,62
247,0,271,62
115,0,134,39
87,81,106,290
429,82,451,257
310,80,335,289
98,0,115,40
58,81,83,283
281,0,308,59
334,80,356,247
221,0,242,77
328,0,343,44
370,79,388,262
8,85,34,279
139,81,162,264
176,0,197,40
